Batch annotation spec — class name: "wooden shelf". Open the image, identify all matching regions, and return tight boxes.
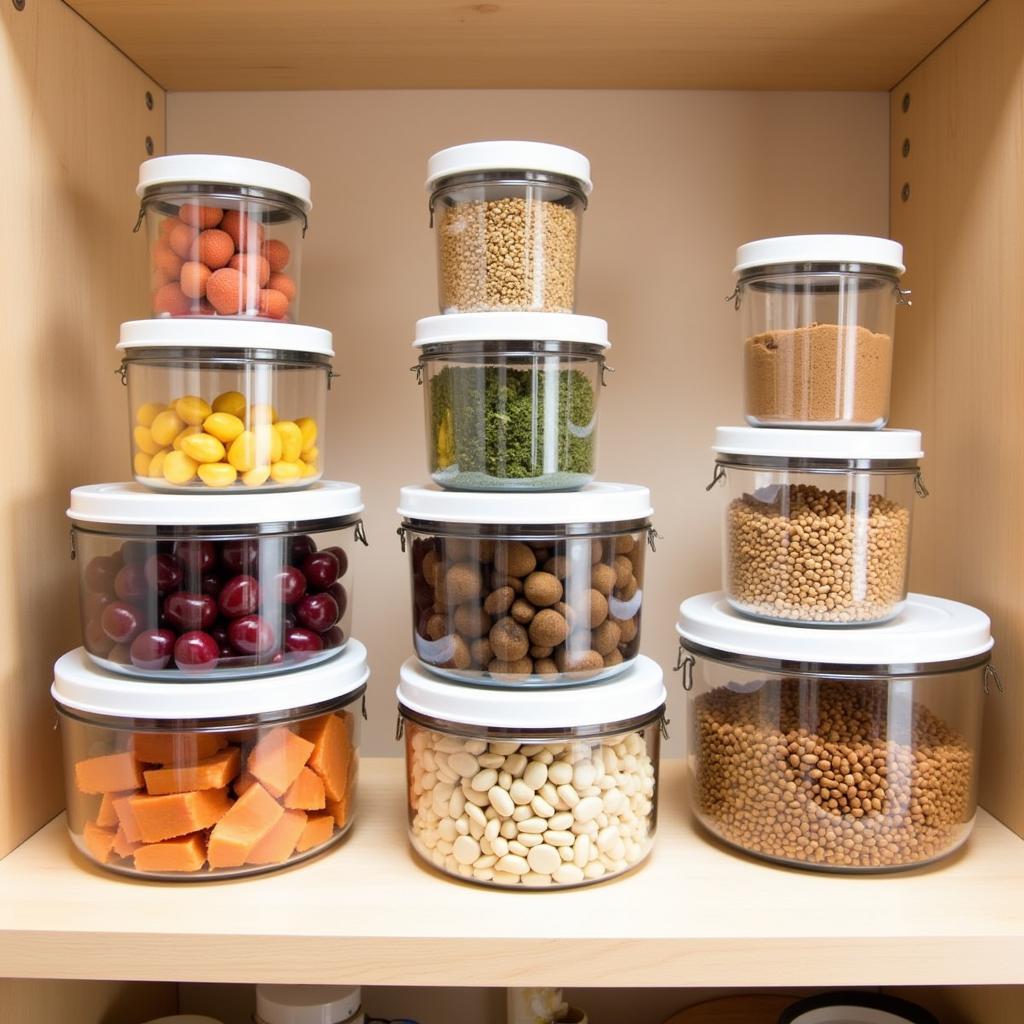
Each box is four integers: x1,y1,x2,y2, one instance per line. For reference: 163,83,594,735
1,759,1023,988
64,0,982,91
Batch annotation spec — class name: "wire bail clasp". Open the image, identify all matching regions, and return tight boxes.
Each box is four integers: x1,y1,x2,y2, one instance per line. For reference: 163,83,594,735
395,713,405,740
647,525,662,552
725,286,741,310
706,463,727,492
659,713,671,740
896,286,913,307
132,205,145,233
354,520,369,547
914,472,930,499
396,526,407,553
984,664,1005,695
675,644,695,691
410,363,424,385
116,362,128,386
601,363,615,387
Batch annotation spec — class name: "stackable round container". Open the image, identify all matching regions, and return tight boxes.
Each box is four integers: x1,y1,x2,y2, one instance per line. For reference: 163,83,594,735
398,483,652,686
256,985,363,1024
54,642,367,880
119,319,331,491
138,154,310,321
711,427,925,625
398,655,665,888
677,592,994,873
414,313,608,491
778,992,938,1024
733,235,906,428
427,141,592,313
69,482,363,680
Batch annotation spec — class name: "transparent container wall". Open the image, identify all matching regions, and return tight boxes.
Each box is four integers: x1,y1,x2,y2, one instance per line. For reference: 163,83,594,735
738,270,900,428
125,354,327,491
404,717,659,888
432,178,584,313
406,527,646,687
144,191,304,321
421,347,601,491
720,465,916,625
59,699,360,880
75,522,355,680
686,658,983,871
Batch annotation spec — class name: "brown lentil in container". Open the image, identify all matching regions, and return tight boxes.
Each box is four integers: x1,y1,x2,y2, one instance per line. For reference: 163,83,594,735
693,679,974,869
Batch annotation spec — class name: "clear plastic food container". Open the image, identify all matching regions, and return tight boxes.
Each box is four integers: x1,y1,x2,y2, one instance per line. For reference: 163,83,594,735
119,319,332,491
398,655,665,889
256,985,363,1024
427,141,591,313
53,642,367,880
414,313,608,491
138,154,310,321
733,235,908,428
677,592,996,873
69,482,364,680
778,992,938,1024
710,427,925,625
398,483,653,686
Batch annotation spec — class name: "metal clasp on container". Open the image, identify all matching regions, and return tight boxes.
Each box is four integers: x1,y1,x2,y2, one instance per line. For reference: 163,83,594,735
600,364,615,387
300,212,309,238
675,644,695,691
396,525,408,553
132,205,145,233
410,363,424,385
361,693,369,721
896,286,913,307
116,361,128,386
355,520,369,547
659,713,671,740
395,713,406,740
646,525,661,552
706,463,727,492
984,664,1005,695
69,529,77,561
914,472,929,499
725,285,741,310
327,368,339,391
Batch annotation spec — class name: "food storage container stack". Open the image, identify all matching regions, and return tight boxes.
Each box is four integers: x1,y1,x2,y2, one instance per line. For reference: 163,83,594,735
677,237,1001,872
396,142,666,889
53,156,371,880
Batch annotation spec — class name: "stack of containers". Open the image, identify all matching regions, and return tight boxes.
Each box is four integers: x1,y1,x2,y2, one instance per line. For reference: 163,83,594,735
396,142,667,889
677,235,997,872
52,156,370,880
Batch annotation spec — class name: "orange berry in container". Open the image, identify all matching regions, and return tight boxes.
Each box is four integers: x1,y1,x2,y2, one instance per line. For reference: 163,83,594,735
179,261,212,300
267,272,296,302
192,229,235,270
229,252,271,287
258,288,290,320
159,217,178,237
153,282,193,316
168,222,198,260
152,240,183,280
206,268,246,316
262,239,291,273
178,203,224,229
221,210,264,252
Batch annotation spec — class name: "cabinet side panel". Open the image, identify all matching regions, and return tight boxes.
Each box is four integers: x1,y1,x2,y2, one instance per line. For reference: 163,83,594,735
0,978,177,1023
0,0,165,857
890,0,1024,835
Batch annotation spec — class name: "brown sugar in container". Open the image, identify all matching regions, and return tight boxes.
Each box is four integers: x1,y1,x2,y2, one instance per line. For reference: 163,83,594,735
676,591,996,873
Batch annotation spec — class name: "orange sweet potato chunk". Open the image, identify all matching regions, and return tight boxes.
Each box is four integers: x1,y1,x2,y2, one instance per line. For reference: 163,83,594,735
207,782,284,869
283,766,326,811
112,825,142,860
75,751,144,795
133,833,207,873
301,713,352,802
246,809,308,865
129,786,232,844
143,746,241,796
131,732,227,765
83,821,117,864
96,790,135,828
295,811,335,853
246,726,314,795
113,794,143,844
327,791,351,830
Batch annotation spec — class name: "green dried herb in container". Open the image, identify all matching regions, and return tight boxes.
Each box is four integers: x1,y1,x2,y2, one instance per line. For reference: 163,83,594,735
428,364,596,490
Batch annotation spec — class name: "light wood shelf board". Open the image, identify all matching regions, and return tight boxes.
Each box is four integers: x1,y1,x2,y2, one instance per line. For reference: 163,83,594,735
64,0,982,91
1,760,1023,988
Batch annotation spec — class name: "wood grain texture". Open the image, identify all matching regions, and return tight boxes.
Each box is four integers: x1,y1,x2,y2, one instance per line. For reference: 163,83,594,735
0,978,176,1024
2,759,1024,988
889,0,1024,838
0,0,164,858
64,0,981,91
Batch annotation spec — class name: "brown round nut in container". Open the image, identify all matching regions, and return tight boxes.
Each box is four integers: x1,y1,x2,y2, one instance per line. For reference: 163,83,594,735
677,592,994,873
398,483,653,687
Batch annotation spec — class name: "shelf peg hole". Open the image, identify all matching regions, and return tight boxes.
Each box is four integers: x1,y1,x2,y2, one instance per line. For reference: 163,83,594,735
902,138,911,158
901,182,911,202
145,136,154,155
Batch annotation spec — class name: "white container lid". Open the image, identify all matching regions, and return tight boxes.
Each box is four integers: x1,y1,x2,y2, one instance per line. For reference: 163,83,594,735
257,984,361,1024
677,592,993,668
118,319,334,358
53,641,369,721
780,992,937,1024
137,154,312,211
713,426,923,462
68,481,363,528
398,655,665,730
426,140,592,194
398,482,652,525
734,234,904,275
413,312,609,350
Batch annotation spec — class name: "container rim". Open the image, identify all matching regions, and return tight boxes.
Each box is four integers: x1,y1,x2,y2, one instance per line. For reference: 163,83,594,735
425,140,592,194
734,234,904,275
119,319,334,357
413,312,609,350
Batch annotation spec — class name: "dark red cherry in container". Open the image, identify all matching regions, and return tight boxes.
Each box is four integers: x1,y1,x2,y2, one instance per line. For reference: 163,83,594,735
84,617,116,656
289,534,317,565
295,592,340,633
302,550,340,590
218,574,260,618
114,563,149,602
144,553,183,594
84,555,119,595
119,540,150,564
174,630,220,672
209,625,234,659
163,591,217,631
101,602,144,644
130,628,177,671
321,625,345,649
325,582,348,621
284,627,324,656
269,565,306,605
228,615,276,656
200,571,223,598
221,538,260,575
172,540,216,575
322,546,349,579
